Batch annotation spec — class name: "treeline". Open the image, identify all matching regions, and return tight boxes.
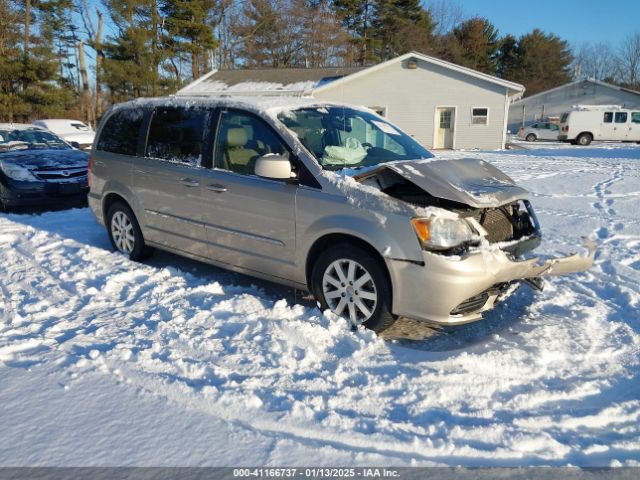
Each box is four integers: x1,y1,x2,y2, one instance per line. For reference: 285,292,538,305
1,0,639,124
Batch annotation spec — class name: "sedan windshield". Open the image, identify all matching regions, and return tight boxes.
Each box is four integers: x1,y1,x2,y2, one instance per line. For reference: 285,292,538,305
277,107,433,170
0,128,71,153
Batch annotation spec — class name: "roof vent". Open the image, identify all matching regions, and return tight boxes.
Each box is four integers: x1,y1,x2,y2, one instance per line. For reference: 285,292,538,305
406,58,418,70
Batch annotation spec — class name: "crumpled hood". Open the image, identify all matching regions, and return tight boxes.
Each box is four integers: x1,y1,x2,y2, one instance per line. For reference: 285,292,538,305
0,149,88,170
357,157,529,208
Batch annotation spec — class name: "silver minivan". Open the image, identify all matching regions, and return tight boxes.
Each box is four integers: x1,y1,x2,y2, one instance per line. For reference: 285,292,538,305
89,97,594,332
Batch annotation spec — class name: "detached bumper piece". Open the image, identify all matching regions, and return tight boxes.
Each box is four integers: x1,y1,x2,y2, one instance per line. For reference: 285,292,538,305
448,238,596,319
506,238,596,279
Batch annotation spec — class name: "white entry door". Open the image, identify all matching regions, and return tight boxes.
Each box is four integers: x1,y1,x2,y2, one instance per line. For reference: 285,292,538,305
435,107,455,149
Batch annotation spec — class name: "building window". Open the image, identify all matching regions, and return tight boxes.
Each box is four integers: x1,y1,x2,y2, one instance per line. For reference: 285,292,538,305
471,107,489,125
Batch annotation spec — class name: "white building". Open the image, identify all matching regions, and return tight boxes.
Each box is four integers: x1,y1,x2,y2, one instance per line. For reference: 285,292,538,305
508,79,640,132
178,52,524,150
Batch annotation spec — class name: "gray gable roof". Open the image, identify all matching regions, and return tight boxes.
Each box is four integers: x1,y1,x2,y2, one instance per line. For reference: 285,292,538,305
511,78,640,105
180,66,365,95
178,52,524,97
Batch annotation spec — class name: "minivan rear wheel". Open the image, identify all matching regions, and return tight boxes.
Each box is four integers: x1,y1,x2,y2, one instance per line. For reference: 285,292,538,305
106,202,153,261
525,133,537,142
311,244,396,333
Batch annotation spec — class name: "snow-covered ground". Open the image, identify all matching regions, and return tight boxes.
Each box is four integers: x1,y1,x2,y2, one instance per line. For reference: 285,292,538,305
1,143,639,466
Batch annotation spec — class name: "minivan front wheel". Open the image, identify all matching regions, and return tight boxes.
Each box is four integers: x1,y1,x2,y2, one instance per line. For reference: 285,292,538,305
311,244,396,333
106,202,153,261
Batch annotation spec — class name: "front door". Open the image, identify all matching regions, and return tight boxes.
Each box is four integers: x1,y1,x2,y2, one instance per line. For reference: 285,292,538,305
200,109,297,281
435,107,455,149
613,111,629,140
600,111,615,140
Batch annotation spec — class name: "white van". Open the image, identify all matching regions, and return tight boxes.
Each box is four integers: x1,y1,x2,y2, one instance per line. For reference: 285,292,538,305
32,119,95,150
558,106,640,145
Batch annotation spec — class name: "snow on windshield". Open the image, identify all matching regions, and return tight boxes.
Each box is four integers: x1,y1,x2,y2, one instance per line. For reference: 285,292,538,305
0,128,70,152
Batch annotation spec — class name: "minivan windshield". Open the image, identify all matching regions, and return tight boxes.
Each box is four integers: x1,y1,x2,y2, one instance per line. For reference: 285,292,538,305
277,107,433,171
0,128,71,153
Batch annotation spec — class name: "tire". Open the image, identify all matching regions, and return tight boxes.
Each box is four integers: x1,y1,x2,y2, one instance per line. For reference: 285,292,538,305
525,133,537,142
311,243,396,333
0,185,7,213
106,201,153,261
576,133,592,146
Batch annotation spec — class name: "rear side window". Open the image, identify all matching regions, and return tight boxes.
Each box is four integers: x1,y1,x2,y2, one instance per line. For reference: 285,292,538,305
615,112,628,123
632,112,640,124
146,107,211,166
96,108,144,155
603,112,613,123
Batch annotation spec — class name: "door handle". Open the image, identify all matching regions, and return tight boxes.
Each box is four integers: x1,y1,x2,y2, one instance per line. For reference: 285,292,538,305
180,178,199,187
206,184,227,193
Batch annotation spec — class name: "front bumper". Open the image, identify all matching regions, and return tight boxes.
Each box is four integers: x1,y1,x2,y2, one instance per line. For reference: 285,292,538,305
0,178,89,207
388,239,596,325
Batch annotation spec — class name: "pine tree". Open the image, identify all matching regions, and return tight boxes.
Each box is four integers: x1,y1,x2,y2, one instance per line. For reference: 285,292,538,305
161,0,216,80
0,0,75,121
373,0,435,60
496,34,518,79
333,0,379,66
508,29,573,96
102,0,177,101
445,17,500,74
0,0,26,121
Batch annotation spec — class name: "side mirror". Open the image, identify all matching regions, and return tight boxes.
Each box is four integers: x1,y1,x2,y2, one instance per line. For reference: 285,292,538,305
255,154,292,180
70,141,80,149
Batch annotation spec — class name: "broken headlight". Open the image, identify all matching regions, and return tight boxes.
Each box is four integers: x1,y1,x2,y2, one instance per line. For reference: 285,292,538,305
411,216,474,250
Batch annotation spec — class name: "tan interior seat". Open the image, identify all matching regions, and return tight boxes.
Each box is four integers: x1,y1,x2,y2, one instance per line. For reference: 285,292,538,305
224,127,260,174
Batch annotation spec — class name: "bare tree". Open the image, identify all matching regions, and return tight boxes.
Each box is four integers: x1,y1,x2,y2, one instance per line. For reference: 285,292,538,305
572,42,617,82
617,32,640,88
425,0,465,36
76,0,104,123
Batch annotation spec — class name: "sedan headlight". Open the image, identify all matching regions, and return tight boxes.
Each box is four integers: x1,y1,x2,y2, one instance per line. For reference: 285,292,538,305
411,216,474,250
0,161,38,182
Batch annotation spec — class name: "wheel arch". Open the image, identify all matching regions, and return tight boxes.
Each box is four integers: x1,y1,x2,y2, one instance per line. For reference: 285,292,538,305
576,131,593,143
305,233,392,293
102,192,133,222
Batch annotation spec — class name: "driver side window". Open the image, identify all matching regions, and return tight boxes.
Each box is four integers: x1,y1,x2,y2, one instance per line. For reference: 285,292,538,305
214,110,288,176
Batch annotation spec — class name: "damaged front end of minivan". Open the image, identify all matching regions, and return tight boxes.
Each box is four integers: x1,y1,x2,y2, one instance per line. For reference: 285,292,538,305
353,157,596,325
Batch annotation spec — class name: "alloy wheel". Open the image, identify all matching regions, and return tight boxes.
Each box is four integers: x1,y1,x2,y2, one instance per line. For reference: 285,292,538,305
322,259,378,325
111,211,135,254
